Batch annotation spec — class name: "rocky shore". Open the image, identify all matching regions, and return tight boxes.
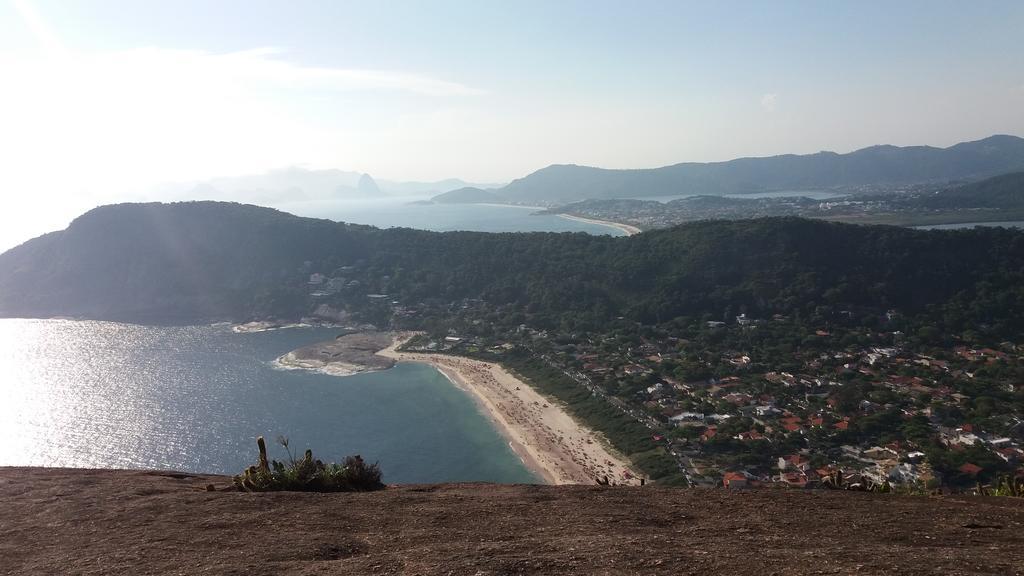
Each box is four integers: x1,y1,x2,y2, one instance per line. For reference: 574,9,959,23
273,331,396,376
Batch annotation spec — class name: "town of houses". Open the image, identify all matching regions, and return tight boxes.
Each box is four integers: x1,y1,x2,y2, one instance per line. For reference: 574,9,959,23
301,263,1024,491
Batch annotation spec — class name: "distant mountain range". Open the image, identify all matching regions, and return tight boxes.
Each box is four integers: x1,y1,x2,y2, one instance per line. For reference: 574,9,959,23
433,135,1024,204
155,167,502,204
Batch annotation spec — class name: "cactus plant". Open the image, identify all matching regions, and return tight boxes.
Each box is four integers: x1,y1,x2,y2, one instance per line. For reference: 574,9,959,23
233,437,384,492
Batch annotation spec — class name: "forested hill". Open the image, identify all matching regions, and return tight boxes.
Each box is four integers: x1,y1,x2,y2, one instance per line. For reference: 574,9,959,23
917,171,1024,209
0,203,377,323
498,134,1024,202
1,201,1023,337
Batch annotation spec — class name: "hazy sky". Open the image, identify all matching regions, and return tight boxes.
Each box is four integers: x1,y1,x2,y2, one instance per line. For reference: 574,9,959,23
1,0,1023,248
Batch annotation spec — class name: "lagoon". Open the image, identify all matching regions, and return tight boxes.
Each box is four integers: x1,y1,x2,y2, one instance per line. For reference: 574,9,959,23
913,221,1024,230
274,197,629,235
632,190,847,202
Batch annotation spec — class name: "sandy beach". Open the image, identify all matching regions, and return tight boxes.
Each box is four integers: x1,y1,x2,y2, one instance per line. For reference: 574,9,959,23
557,213,642,236
378,335,639,485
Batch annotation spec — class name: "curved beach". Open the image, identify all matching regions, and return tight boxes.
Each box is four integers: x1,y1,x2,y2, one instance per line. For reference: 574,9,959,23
556,213,642,236
377,335,639,485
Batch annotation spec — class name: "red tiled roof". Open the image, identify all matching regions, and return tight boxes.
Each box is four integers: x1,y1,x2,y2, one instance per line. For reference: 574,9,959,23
782,472,807,486
723,472,748,487
959,462,983,476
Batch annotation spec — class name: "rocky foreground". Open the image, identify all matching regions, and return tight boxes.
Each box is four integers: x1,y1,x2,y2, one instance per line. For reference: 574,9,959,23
2,468,1023,575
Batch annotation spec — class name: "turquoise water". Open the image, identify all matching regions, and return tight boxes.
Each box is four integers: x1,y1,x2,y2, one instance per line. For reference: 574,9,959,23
274,197,628,235
0,319,537,483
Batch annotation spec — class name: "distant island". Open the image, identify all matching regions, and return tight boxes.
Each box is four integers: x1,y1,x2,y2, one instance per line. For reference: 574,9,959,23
159,167,504,204
431,186,507,204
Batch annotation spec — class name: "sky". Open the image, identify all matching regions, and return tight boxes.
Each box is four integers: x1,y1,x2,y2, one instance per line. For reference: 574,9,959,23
1,0,1023,249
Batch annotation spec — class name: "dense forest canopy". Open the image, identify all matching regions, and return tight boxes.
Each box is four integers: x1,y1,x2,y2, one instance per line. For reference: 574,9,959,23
1,201,1022,340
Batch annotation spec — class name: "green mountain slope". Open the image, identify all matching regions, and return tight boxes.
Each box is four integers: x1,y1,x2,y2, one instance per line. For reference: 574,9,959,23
498,135,1024,202
1,202,1022,336
919,171,1024,209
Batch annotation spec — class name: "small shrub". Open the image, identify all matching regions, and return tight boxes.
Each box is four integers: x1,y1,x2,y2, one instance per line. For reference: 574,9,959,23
234,436,384,492
978,475,1024,498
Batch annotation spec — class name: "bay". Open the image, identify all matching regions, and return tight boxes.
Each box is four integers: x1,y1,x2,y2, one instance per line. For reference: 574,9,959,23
0,319,538,483
0,197,629,483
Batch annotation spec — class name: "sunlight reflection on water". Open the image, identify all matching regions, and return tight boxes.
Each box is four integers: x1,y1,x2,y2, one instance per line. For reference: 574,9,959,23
0,319,536,483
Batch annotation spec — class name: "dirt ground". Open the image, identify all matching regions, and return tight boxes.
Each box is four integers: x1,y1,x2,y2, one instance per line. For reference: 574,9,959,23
1,467,1023,575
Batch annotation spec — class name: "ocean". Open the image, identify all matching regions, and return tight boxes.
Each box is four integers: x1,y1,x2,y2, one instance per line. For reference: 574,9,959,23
0,319,537,483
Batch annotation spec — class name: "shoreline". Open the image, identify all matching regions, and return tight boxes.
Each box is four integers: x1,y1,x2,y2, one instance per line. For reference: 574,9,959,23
272,351,382,377
377,335,639,485
556,213,642,236
273,331,396,377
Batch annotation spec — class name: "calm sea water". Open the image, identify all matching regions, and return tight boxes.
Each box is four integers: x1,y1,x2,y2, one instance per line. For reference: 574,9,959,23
0,319,537,483
274,197,628,235
914,221,1024,230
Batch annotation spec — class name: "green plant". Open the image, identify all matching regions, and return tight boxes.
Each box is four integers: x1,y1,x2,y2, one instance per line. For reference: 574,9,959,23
978,475,1024,498
234,436,384,492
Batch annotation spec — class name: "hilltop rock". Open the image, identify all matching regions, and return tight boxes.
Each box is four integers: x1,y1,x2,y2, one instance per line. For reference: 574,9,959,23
2,467,1023,575
358,173,381,196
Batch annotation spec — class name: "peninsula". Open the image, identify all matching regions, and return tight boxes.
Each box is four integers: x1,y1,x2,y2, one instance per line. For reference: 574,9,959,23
275,332,396,376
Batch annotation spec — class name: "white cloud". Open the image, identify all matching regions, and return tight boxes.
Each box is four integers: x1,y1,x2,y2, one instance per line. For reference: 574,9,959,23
760,93,778,112
142,47,486,97
0,47,483,186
